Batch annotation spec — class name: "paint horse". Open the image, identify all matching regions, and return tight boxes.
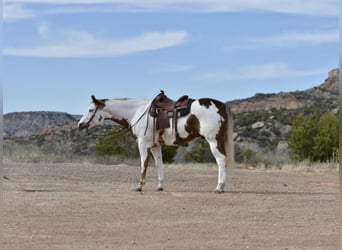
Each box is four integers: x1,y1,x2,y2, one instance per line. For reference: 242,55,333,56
78,92,234,193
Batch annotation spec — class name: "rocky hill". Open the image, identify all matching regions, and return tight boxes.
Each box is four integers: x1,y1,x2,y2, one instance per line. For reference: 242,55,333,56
320,68,339,92
3,68,339,164
4,111,77,138
228,68,339,113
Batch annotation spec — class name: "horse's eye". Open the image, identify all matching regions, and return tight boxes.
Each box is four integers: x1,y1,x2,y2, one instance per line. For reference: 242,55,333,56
89,109,94,112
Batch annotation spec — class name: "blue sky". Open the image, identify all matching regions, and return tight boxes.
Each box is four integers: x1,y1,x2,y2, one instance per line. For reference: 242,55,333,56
3,0,339,115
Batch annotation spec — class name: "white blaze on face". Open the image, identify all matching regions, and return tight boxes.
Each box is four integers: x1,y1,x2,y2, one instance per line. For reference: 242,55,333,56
78,102,97,128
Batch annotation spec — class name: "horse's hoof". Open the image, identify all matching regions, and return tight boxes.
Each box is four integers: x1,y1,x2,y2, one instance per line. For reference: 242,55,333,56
214,189,223,194
157,187,164,192
135,187,143,192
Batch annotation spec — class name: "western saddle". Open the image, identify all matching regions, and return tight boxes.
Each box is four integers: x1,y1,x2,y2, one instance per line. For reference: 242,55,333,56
149,90,194,145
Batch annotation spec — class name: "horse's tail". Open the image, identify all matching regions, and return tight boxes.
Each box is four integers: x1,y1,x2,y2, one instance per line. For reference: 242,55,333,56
224,103,235,174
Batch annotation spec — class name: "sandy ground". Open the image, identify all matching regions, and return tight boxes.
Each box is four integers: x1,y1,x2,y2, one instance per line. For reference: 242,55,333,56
3,163,339,250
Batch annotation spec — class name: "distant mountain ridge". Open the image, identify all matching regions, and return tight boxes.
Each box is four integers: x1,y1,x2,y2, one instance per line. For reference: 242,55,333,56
227,68,338,113
4,111,77,138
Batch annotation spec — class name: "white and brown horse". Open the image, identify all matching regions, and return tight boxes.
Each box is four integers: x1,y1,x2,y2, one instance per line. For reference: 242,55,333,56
78,95,234,193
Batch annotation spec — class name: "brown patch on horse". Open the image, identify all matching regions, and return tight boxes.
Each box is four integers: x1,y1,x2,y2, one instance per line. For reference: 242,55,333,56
198,98,226,117
198,98,212,109
91,95,107,109
199,98,227,156
174,114,201,145
109,117,130,129
216,118,227,156
140,148,151,186
108,117,137,140
185,114,201,136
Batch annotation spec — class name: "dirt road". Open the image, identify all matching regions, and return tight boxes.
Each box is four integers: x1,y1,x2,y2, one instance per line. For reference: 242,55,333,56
3,163,339,249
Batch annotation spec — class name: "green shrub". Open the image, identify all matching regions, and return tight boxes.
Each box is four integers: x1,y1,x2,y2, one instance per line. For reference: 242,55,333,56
288,114,318,162
184,139,215,163
313,113,339,162
184,141,205,163
288,112,339,162
95,127,139,159
162,146,178,163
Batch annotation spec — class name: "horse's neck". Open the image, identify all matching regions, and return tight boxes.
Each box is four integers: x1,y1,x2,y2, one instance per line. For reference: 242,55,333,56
104,99,150,125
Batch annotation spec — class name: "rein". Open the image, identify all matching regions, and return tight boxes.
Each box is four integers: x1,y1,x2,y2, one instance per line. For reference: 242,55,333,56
86,125,131,138
129,102,151,131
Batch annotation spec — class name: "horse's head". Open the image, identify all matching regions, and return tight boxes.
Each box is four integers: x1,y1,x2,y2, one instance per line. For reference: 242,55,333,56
78,95,107,131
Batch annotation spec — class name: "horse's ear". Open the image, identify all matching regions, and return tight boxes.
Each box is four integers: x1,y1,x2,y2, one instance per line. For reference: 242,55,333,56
91,95,105,109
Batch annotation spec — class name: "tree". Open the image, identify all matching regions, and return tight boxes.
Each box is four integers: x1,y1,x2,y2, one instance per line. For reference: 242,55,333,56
288,112,339,162
288,114,319,162
312,113,339,162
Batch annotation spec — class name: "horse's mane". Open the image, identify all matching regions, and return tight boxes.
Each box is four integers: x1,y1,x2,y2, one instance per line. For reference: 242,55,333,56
109,97,151,102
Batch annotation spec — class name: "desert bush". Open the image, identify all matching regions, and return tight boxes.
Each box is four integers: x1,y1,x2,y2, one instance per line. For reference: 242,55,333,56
243,148,257,166
184,139,215,163
95,127,139,159
162,146,178,163
288,112,338,162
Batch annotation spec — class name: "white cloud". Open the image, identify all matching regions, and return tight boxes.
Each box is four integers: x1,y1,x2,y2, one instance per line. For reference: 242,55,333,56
3,3,35,21
187,0,338,16
251,31,339,45
4,30,188,57
4,0,338,21
199,63,324,81
224,30,338,51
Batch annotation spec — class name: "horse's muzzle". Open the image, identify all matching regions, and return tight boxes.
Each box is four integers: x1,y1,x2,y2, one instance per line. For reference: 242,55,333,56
78,122,89,131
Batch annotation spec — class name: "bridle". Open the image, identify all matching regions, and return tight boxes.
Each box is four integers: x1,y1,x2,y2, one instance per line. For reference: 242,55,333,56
82,106,99,135
88,106,99,125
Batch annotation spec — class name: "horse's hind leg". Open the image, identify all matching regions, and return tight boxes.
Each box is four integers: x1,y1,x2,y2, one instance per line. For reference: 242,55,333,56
208,141,227,193
151,146,164,191
136,145,151,192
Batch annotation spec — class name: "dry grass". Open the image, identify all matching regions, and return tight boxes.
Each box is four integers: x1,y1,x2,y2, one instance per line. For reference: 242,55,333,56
4,140,338,173
241,161,339,173
3,140,139,165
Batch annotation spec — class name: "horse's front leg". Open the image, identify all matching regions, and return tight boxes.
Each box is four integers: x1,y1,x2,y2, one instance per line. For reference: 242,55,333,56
151,146,164,191
136,145,151,192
